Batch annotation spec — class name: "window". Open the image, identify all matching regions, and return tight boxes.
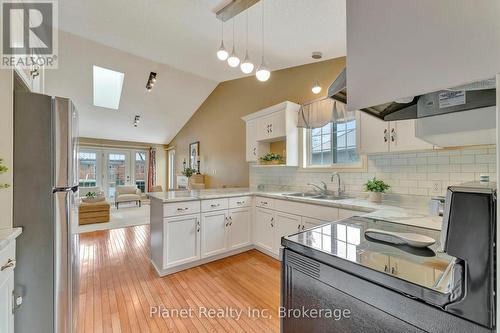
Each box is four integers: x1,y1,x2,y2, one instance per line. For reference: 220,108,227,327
135,152,147,193
307,119,360,167
78,152,97,187
93,65,125,110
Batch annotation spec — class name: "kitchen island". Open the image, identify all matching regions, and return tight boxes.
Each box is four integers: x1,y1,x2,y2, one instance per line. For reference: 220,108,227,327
149,188,442,276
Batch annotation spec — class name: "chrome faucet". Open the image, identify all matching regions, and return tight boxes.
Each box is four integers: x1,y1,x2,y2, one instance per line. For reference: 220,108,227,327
331,172,343,196
307,181,329,195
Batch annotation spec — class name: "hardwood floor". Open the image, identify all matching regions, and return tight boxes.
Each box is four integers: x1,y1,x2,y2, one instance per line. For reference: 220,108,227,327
77,225,281,333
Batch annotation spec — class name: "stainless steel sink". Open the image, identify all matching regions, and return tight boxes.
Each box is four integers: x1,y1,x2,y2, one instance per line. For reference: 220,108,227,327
283,192,351,200
285,192,322,198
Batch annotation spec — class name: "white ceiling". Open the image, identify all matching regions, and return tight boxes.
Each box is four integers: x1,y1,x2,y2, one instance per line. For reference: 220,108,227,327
59,0,346,82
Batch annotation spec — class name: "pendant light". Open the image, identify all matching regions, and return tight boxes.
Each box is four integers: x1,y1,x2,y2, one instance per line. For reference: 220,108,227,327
216,21,228,61
312,80,322,94
240,11,254,74
256,0,270,82
227,19,240,67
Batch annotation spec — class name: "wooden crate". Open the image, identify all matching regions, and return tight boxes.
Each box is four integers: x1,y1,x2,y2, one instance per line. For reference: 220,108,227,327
79,201,110,225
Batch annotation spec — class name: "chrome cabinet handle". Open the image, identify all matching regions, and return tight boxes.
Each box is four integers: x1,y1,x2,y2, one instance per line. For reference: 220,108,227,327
297,224,301,231
270,217,274,227
301,225,305,231
261,201,268,205
252,148,256,156
391,128,396,142
210,203,220,208
196,220,200,232
236,201,245,205
391,266,397,274
1,258,15,271
383,129,388,142
177,207,188,211
229,216,233,226
384,264,389,273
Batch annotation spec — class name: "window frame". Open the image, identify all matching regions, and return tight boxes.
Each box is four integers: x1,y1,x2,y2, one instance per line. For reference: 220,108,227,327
302,114,366,171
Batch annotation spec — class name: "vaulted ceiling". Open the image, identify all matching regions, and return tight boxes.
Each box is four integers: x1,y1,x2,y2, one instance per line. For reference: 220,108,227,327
47,0,346,144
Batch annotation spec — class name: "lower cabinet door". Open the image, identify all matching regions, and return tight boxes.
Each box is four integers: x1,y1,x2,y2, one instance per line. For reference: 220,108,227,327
164,214,201,268
274,212,302,255
0,270,14,333
228,208,251,250
201,211,228,258
255,208,274,252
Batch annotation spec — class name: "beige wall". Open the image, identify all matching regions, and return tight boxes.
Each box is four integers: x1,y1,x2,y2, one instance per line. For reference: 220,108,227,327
0,70,13,229
168,57,346,188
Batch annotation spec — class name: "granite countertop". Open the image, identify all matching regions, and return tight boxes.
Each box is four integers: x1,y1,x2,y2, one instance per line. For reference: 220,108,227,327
149,188,442,230
0,227,22,251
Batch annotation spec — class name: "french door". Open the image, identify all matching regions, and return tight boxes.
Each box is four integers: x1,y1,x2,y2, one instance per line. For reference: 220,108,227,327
104,150,131,201
78,147,148,200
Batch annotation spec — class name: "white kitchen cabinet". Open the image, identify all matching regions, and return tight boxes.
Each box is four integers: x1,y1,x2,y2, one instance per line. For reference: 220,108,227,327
273,212,302,255
164,214,201,268
14,64,44,93
0,271,14,333
389,119,433,152
228,208,251,249
254,208,275,252
201,211,228,258
257,110,286,141
242,101,300,166
358,111,433,154
0,242,16,333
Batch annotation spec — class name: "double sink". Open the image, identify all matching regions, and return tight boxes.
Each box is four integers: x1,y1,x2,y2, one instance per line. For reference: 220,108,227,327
283,192,351,201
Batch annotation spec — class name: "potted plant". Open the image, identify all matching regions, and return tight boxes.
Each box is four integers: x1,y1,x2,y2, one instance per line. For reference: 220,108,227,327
0,158,10,189
364,178,390,203
181,167,197,178
259,153,283,165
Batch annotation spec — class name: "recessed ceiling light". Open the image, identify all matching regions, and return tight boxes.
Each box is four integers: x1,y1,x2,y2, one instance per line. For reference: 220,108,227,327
312,51,323,60
93,65,125,110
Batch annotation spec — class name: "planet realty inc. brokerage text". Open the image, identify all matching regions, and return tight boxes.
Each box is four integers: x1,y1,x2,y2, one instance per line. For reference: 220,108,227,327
150,306,351,321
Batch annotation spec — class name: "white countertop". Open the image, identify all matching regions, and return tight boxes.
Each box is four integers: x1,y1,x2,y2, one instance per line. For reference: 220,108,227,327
0,227,22,251
150,189,442,230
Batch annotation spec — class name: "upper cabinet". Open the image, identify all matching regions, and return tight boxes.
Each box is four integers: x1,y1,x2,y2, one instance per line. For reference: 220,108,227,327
242,101,300,166
14,64,44,93
358,111,433,154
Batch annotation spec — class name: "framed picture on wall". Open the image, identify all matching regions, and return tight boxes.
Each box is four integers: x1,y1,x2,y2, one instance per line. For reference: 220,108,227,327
189,141,199,169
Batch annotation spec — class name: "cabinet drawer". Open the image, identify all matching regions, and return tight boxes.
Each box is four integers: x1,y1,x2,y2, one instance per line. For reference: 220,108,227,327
229,196,253,209
255,197,275,209
201,198,229,212
164,200,201,217
274,199,339,222
0,242,16,283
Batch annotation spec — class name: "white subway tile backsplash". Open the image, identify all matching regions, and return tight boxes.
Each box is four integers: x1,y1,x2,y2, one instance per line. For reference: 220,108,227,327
250,145,496,196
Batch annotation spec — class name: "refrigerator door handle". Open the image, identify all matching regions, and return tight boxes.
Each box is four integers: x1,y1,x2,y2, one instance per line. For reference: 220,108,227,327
53,185,78,193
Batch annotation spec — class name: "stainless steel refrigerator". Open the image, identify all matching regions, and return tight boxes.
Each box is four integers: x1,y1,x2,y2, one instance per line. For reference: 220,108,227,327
13,91,79,333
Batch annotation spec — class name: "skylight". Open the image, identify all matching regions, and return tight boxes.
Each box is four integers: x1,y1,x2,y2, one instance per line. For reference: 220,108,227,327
93,65,125,110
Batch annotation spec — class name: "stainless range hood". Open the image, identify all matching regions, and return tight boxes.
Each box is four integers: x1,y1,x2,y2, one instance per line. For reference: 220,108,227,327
328,68,496,121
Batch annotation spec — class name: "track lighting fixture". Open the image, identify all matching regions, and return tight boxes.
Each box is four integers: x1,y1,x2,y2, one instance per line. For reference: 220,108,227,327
146,72,157,91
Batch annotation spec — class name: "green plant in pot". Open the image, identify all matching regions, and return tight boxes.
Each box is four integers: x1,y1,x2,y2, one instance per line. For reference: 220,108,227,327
181,167,197,178
0,158,10,189
259,153,283,165
364,178,390,203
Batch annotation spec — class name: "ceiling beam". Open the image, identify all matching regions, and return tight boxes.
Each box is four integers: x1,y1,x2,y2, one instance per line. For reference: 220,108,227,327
216,0,260,22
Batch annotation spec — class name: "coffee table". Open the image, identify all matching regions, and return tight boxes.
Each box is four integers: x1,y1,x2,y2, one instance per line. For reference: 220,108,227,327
79,201,111,225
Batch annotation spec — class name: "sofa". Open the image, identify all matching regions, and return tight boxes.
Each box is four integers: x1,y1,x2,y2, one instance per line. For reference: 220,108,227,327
115,185,142,208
